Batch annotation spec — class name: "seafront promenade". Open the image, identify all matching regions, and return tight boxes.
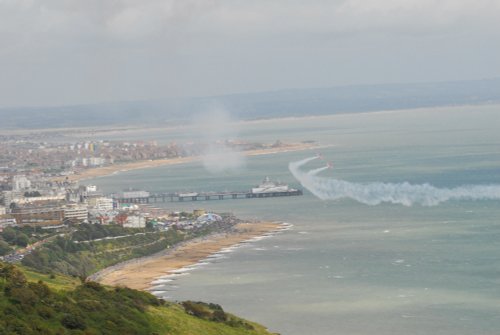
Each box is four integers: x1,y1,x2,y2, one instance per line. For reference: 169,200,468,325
53,142,316,183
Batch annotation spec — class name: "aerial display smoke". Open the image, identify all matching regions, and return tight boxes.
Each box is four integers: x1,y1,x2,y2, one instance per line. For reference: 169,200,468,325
289,156,500,206
194,106,245,174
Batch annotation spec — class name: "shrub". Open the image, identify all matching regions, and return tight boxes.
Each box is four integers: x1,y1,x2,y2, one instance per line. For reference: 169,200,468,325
8,286,39,307
78,299,104,312
82,281,104,292
61,313,86,330
225,318,255,330
211,309,227,322
2,316,34,335
37,305,55,319
28,281,51,299
182,301,211,319
2,265,27,288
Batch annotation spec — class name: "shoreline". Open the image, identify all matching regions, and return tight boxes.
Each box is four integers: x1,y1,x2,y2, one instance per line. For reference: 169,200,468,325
93,221,289,291
3,102,497,137
54,143,316,182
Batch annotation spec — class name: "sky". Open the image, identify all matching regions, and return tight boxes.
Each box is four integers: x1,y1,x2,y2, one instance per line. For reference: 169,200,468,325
0,0,499,107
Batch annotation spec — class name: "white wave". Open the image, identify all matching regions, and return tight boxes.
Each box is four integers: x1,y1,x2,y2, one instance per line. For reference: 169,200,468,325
218,247,237,253
205,253,226,259
150,290,168,295
151,278,174,284
163,272,189,278
289,156,500,206
195,261,210,266
247,236,266,242
204,253,228,261
172,267,193,273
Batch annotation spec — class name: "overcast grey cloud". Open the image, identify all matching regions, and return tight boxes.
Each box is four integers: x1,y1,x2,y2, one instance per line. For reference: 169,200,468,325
0,0,499,107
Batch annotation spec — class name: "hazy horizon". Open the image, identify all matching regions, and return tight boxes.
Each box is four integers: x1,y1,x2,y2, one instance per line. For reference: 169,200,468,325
1,76,500,110
1,0,500,108
1,76,500,129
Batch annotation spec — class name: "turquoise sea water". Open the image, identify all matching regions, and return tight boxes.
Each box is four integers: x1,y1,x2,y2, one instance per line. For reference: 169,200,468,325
89,105,500,335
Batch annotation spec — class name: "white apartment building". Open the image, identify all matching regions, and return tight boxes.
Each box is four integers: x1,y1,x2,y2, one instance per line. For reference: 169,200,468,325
89,157,106,166
87,197,114,211
85,185,98,193
63,204,88,223
123,215,146,228
13,175,31,191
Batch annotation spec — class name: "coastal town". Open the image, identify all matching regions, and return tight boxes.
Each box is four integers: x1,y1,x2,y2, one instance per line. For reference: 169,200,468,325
0,131,289,175
0,127,300,335
0,132,308,268
0,175,237,263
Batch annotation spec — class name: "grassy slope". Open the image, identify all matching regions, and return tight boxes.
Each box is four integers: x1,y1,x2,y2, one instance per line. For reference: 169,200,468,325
20,265,80,291
2,264,276,335
148,304,274,335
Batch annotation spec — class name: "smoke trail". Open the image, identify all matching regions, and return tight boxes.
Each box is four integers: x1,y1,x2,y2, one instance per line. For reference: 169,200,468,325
308,166,329,175
289,157,500,206
193,106,245,174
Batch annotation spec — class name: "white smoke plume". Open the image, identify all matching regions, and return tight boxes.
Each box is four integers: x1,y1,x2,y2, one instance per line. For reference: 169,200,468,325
193,106,245,174
289,156,500,206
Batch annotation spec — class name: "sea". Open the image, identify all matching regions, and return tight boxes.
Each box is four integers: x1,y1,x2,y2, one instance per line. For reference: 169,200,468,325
87,104,500,335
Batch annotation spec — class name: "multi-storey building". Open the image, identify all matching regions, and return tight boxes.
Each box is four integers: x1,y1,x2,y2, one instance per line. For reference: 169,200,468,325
87,197,114,211
63,204,88,223
1,191,23,207
12,175,31,191
10,202,64,226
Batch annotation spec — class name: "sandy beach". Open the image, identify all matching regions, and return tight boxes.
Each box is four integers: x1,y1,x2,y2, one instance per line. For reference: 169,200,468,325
53,143,315,183
93,221,285,291
73,143,306,291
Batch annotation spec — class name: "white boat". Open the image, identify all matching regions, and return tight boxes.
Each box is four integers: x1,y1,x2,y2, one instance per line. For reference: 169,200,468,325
251,177,289,194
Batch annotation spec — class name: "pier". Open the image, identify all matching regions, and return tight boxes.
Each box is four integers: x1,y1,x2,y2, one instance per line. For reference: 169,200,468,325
113,189,303,204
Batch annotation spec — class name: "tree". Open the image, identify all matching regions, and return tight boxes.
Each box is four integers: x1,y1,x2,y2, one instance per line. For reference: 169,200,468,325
15,233,29,247
0,240,12,256
145,221,155,230
24,191,41,197
1,264,27,288
2,227,16,243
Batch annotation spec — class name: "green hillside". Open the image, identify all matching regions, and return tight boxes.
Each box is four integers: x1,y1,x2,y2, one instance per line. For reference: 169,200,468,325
0,262,276,335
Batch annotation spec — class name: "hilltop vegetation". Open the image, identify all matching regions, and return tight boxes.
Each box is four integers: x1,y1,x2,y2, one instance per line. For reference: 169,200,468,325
0,218,273,334
19,221,232,277
21,226,184,277
0,262,275,335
